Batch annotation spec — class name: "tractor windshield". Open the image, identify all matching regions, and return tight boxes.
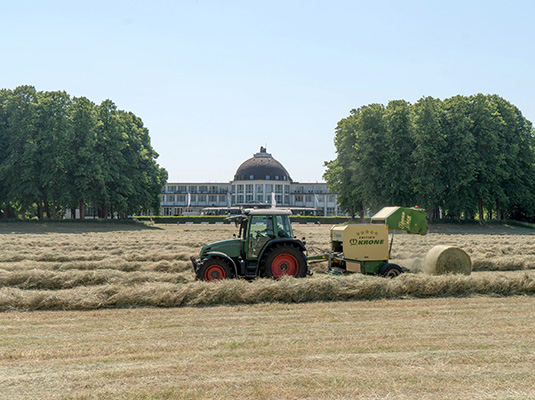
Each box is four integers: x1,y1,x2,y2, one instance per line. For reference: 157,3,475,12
275,215,292,238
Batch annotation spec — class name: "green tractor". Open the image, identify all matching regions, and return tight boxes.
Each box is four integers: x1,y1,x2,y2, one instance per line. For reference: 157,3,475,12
191,209,310,281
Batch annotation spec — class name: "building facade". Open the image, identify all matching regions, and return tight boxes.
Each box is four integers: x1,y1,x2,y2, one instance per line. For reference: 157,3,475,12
160,147,341,216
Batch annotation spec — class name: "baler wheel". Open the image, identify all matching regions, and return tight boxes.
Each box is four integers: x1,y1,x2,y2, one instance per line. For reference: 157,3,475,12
197,258,233,281
263,245,307,279
379,263,403,278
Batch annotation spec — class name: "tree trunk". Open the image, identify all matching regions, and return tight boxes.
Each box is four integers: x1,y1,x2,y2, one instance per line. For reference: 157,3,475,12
37,202,43,220
478,198,484,221
51,201,58,220
44,201,51,219
79,200,85,220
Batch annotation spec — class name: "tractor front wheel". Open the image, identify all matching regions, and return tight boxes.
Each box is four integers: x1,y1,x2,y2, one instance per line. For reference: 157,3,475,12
197,258,233,281
379,263,403,278
263,245,307,279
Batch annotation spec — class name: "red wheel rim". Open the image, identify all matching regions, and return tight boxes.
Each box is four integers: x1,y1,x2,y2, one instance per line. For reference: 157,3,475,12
271,254,298,278
204,264,226,281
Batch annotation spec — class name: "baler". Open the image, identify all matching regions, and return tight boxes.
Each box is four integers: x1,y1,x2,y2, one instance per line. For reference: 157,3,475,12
310,206,428,277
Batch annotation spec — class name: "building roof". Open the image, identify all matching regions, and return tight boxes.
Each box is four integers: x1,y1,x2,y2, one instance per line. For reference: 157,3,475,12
233,147,293,182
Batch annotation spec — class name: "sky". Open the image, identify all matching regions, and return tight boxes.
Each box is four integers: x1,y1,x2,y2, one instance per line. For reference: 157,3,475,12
2,0,534,183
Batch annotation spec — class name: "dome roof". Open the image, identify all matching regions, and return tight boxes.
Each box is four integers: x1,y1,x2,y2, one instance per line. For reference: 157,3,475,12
234,147,292,182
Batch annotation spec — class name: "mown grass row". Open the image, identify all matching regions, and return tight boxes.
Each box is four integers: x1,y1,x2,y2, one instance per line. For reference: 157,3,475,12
2,254,535,293
1,272,534,311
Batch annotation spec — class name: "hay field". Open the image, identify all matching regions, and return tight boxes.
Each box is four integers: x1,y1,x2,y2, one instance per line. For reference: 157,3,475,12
1,297,535,399
1,222,535,310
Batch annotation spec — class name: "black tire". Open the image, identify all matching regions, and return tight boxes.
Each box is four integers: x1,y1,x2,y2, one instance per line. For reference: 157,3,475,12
379,263,403,278
263,245,307,279
196,258,233,281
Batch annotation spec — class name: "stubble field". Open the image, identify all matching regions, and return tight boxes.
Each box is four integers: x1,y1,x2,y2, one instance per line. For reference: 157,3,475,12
1,222,535,310
1,222,535,399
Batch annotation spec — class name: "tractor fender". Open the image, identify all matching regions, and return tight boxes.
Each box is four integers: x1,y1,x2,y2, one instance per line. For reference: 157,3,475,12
205,251,238,277
257,239,307,266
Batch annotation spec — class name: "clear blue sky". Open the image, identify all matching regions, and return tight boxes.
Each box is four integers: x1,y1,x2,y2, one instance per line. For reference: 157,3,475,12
2,0,534,183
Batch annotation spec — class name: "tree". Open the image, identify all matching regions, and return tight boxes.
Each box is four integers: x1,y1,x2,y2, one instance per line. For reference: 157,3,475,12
324,109,363,218
0,86,167,219
382,100,415,206
411,96,446,219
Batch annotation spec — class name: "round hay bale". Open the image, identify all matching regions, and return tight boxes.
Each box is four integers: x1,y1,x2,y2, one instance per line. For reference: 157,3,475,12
423,245,472,275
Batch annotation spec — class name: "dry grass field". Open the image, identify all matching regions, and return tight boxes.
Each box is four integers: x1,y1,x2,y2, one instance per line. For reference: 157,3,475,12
1,222,535,310
1,222,535,399
1,297,535,399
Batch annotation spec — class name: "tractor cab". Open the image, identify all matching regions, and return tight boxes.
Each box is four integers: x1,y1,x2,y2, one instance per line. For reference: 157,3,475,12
244,209,293,259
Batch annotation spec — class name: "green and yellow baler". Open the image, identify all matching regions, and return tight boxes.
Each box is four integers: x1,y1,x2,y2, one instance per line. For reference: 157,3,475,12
311,206,428,277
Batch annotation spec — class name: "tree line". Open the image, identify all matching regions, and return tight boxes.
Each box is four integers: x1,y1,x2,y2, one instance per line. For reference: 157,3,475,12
324,94,535,221
0,86,168,219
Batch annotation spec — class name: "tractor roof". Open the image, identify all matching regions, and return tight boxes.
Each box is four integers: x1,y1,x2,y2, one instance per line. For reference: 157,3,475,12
243,209,292,216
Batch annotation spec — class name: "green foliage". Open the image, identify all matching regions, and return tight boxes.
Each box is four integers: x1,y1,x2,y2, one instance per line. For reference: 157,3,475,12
0,86,167,219
325,94,535,221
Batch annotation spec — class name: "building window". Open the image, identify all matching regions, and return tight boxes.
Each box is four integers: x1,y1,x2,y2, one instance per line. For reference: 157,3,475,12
284,195,289,205
265,184,272,193
237,194,244,203
178,195,186,203
249,175,254,180
246,194,253,202
246,184,253,194
256,184,263,193
178,186,187,193
276,194,283,204
283,176,287,181
266,175,270,180
198,195,206,203
295,195,303,203
237,185,244,194
199,186,208,193
275,184,282,194
209,195,217,203
168,195,175,203
219,195,226,203
188,186,197,194
256,194,264,202
284,185,289,194
275,176,279,180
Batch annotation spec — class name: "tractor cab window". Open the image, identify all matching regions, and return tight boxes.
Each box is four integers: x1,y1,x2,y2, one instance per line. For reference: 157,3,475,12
248,215,274,239
247,215,275,259
275,215,292,238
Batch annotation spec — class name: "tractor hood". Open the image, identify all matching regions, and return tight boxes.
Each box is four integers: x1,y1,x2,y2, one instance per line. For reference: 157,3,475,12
199,238,244,259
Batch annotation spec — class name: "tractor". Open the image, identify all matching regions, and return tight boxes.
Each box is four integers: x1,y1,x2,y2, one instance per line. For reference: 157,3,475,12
191,209,310,281
191,206,429,281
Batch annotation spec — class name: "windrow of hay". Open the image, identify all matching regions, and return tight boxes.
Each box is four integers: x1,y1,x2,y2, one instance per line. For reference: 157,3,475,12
2,272,534,311
0,269,191,290
423,245,472,275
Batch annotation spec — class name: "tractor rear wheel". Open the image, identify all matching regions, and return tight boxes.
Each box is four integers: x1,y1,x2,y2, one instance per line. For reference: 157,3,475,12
379,263,403,278
263,245,307,279
197,258,233,281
